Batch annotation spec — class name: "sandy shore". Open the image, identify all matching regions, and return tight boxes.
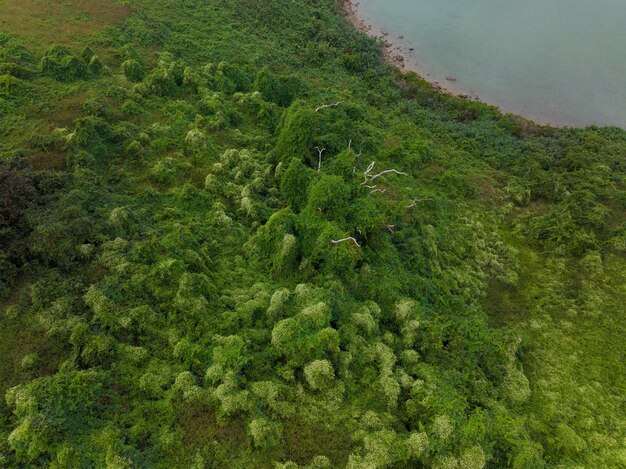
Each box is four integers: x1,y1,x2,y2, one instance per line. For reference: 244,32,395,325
341,0,481,101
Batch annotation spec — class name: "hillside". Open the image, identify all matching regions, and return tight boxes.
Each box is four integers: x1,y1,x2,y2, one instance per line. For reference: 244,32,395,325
1,1,625,467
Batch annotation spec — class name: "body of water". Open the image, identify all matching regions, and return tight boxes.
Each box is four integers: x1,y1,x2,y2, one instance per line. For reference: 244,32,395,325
354,0,626,128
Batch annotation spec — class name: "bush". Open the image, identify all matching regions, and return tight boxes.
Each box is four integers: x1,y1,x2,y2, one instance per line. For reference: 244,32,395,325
248,417,283,449
280,157,314,210
40,45,90,81
70,116,121,157
121,59,144,82
6,370,105,462
273,100,316,164
254,66,305,107
306,175,351,221
304,359,334,390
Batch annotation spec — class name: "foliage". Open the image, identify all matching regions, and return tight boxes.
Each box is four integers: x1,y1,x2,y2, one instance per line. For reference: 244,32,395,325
0,0,624,468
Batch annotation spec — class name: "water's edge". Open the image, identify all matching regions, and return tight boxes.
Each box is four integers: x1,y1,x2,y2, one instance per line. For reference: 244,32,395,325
342,0,568,128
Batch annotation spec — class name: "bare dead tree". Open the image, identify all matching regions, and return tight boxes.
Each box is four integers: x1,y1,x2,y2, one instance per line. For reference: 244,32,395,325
360,161,407,188
361,161,376,185
348,144,363,174
385,224,395,233
315,101,342,112
352,148,362,174
367,168,408,182
405,197,432,209
314,147,325,173
331,237,361,247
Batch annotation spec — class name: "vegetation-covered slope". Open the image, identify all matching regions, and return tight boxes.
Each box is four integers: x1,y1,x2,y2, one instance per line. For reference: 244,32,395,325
0,1,624,467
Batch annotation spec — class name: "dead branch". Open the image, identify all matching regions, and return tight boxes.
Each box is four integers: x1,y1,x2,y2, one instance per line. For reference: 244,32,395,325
315,101,342,112
361,161,376,185
331,237,361,247
352,150,362,174
368,169,408,182
314,147,325,173
405,197,432,208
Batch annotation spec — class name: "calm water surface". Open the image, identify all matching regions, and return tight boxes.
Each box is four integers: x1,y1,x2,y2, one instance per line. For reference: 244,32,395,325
356,0,626,128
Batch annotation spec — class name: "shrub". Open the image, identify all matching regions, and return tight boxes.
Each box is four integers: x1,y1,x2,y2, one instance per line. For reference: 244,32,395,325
280,157,314,210
121,59,144,82
306,175,351,220
6,370,105,462
71,116,121,157
273,101,316,164
0,73,27,97
254,66,305,107
217,61,253,92
248,417,283,449
40,45,89,81
304,359,334,390
150,156,192,184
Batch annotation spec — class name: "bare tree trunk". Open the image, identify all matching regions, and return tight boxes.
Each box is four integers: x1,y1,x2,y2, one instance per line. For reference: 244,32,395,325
315,147,325,173
331,237,361,247
315,101,342,112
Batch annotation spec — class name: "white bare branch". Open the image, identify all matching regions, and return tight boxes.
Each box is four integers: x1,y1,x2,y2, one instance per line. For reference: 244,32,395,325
331,237,361,247
405,197,431,208
352,150,362,174
361,161,377,185
368,169,408,181
370,188,386,194
385,224,395,233
314,147,325,173
315,101,342,112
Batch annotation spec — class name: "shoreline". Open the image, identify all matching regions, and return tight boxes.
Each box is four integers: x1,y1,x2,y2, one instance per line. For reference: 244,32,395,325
341,0,479,100
341,0,563,127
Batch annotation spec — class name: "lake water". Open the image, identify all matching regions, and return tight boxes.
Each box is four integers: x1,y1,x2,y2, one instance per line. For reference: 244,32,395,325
354,0,626,128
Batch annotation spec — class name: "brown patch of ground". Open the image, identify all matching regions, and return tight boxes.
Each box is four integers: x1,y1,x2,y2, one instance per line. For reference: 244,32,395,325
469,173,503,205
50,90,93,127
0,0,132,49
28,150,66,171
180,403,247,451
422,163,446,177
283,417,353,467
0,297,67,392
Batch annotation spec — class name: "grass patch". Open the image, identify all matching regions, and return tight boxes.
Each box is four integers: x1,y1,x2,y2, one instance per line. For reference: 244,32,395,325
0,0,131,50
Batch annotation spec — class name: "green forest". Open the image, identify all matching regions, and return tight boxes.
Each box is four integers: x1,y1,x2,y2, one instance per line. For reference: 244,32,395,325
0,0,625,467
